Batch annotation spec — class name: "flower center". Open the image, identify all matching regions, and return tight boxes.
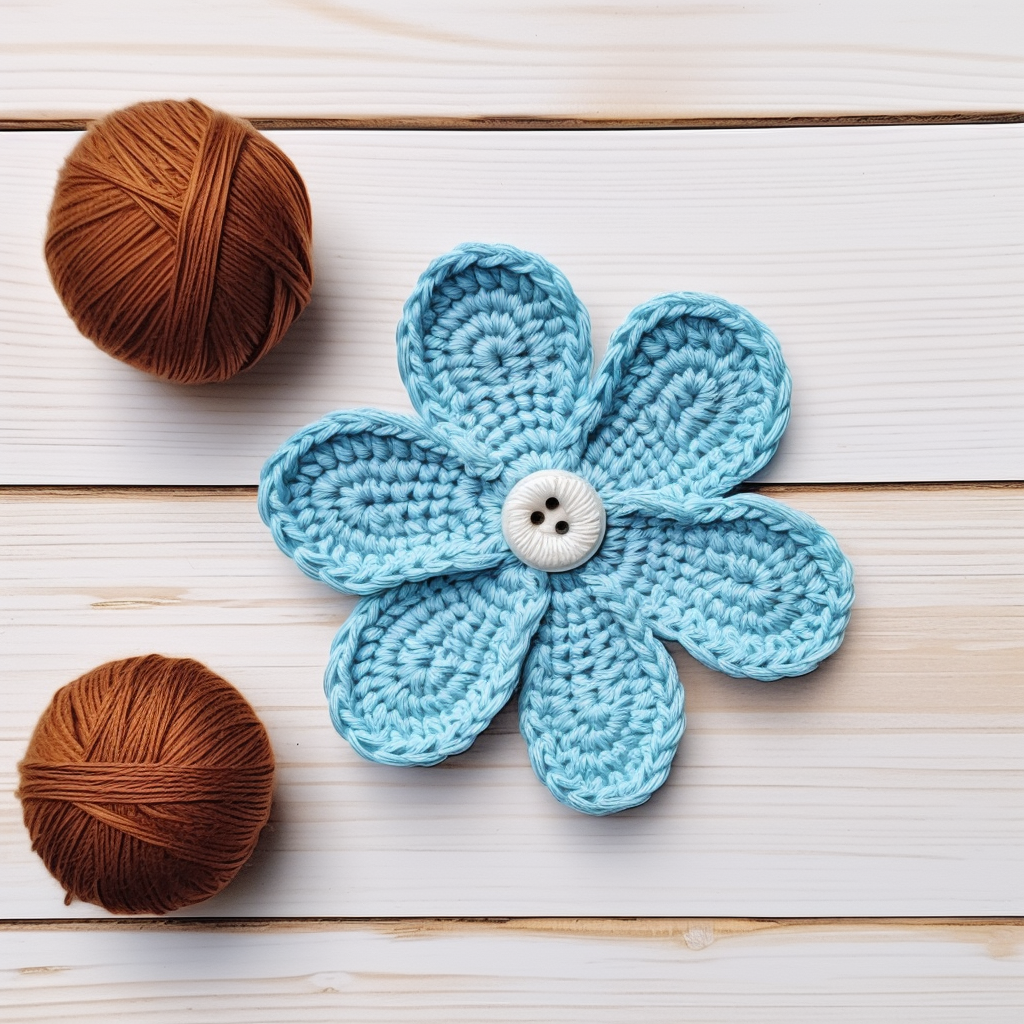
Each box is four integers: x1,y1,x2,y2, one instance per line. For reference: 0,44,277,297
501,470,606,572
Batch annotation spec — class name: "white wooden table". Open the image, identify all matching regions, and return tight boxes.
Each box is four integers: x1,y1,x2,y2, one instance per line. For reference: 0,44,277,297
2,3,1023,1020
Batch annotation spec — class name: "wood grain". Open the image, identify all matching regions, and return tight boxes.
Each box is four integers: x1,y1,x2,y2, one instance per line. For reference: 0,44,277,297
1,486,1020,918
1,920,1022,1022
3,126,1024,485
2,1,1023,120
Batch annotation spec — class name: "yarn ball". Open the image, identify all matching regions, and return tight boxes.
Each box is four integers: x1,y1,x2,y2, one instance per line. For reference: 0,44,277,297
17,655,275,915
44,99,313,384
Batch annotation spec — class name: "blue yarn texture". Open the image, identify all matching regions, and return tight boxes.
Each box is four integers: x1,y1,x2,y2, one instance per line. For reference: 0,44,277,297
259,243,854,815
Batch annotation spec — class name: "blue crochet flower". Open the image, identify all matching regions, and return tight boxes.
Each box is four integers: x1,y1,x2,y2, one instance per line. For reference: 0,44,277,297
259,243,854,815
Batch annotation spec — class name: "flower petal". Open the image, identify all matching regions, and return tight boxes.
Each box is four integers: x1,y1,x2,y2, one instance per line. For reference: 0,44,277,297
259,409,506,595
583,293,790,497
326,564,549,765
595,492,854,680
519,575,684,815
398,243,593,477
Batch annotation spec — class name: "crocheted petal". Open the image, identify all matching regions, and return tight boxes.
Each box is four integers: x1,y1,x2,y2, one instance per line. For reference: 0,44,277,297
597,492,854,680
520,576,685,815
397,243,593,476
583,293,791,498
326,564,549,766
259,408,506,595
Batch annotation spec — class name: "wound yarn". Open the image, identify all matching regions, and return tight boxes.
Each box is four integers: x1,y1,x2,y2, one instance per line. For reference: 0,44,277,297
17,655,275,914
45,99,313,384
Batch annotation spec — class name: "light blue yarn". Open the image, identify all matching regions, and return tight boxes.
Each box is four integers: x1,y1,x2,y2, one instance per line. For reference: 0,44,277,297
259,242,855,815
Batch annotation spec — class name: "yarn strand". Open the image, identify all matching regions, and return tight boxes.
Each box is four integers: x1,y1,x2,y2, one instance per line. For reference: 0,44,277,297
165,109,248,381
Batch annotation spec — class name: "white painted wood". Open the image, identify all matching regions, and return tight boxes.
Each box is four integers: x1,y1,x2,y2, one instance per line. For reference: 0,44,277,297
1,488,1020,918
2,1,1024,119
2,921,1022,1023
2,125,1023,485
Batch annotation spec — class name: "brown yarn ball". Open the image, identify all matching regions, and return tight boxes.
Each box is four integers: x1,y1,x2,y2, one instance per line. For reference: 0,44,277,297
17,655,275,915
45,99,313,384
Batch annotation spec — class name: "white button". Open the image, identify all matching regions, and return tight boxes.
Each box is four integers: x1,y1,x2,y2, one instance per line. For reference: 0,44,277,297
501,470,606,572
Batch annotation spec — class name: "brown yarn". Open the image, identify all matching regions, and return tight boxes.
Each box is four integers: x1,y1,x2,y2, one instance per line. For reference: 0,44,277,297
45,99,313,384
17,655,275,914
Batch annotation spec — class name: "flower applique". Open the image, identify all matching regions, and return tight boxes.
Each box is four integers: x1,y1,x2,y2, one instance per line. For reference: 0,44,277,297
259,243,854,815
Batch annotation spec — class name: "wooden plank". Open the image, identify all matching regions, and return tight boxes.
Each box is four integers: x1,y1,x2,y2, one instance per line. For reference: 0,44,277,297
1,487,1021,918
2,125,1024,485
1,920,1022,1022
2,2,1024,120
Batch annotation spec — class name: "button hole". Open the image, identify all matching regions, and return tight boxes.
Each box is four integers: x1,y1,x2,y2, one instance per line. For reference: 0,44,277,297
530,511,545,525
555,520,569,534
545,497,559,510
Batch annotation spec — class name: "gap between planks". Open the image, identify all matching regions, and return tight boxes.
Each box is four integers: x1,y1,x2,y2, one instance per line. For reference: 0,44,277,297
1,918,1022,943
3,112,1024,132
0,482,1019,502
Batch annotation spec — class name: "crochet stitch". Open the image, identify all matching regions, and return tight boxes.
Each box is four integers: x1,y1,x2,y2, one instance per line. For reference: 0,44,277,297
259,243,854,815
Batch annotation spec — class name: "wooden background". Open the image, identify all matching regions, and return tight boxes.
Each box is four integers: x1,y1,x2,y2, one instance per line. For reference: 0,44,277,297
1,2,1022,1019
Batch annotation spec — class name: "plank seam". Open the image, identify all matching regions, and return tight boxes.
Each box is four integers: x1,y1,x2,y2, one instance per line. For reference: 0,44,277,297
0,482,1021,500
2,917,1023,934
3,112,1024,132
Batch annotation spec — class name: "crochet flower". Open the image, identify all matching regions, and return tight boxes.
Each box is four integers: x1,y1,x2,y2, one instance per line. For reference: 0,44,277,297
259,243,854,815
